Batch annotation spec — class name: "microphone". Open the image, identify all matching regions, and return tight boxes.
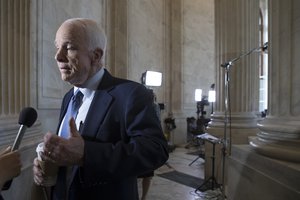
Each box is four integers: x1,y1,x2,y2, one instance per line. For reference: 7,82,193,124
262,42,268,52
2,107,38,190
220,61,232,68
12,107,38,150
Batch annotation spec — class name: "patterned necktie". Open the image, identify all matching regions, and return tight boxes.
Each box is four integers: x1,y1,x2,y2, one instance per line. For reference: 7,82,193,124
60,90,83,138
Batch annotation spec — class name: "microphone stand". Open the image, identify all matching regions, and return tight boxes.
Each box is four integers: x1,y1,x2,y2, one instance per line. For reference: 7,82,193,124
219,42,267,199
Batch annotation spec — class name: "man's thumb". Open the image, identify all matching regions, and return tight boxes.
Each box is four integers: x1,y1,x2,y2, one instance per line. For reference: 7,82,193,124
69,117,80,137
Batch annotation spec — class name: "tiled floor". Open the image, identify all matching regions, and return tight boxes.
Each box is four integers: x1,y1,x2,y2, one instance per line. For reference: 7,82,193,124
137,145,223,200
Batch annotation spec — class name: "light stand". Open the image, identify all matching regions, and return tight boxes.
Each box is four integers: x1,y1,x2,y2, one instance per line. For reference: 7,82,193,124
187,96,210,165
195,136,221,192
219,42,268,198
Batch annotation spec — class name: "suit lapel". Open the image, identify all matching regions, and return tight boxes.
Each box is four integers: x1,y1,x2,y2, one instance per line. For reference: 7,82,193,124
80,88,113,139
69,70,122,185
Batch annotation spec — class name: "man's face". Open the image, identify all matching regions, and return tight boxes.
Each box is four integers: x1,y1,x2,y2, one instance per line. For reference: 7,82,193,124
54,23,95,87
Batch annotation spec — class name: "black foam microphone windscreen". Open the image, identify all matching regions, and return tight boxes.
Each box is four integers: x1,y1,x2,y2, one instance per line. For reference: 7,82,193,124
18,107,38,127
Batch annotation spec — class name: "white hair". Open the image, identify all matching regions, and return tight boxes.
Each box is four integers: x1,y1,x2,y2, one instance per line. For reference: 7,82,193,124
63,18,107,65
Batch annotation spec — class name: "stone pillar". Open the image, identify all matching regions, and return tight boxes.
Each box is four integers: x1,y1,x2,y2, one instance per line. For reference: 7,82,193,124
164,0,185,144
107,0,128,78
0,1,43,199
206,0,260,183
227,1,300,199
0,0,31,114
249,0,300,163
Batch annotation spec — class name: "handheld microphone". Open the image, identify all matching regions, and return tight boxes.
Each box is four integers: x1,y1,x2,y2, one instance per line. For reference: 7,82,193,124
2,107,38,190
12,107,38,150
262,42,268,52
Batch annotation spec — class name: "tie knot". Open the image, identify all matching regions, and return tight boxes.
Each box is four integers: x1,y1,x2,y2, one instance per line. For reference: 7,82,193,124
71,90,83,114
73,90,83,102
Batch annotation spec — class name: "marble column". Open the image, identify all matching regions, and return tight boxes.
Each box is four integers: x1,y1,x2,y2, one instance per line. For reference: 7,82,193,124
206,0,260,183
0,0,31,115
249,0,300,163
0,0,43,146
227,1,300,199
107,0,129,78
0,0,43,199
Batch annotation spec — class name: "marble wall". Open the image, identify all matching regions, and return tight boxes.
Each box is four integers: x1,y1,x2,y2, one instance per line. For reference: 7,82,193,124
183,0,215,110
127,0,166,105
1,0,106,198
32,0,106,133
1,0,215,198
32,0,215,144
170,0,215,144
107,0,215,144
0,1,42,199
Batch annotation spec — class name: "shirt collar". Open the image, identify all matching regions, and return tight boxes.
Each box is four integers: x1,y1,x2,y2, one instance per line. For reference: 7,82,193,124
73,67,105,96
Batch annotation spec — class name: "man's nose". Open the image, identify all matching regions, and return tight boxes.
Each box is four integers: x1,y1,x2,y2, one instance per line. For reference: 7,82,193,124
55,48,68,62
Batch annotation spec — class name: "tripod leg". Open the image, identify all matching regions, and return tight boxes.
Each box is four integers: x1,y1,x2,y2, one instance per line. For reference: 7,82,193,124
195,176,213,192
211,177,219,189
195,174,220,192
188,156,200,166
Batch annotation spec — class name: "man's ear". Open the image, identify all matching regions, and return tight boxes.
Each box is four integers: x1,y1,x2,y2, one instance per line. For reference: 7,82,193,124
91,48,103,65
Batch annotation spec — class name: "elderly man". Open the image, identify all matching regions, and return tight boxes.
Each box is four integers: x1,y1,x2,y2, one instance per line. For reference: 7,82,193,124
33,18,168,200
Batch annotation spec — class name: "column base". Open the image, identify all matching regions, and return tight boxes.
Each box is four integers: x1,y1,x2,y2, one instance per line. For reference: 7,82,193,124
228,145,300,200
249,136,300,163
252,117,300,163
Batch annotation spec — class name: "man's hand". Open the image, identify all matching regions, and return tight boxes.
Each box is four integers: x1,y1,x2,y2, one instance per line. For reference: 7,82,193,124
32,157,44,186
42,118,85,166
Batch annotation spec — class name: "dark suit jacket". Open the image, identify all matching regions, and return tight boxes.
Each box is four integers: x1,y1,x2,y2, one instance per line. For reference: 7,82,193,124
52,70,169,200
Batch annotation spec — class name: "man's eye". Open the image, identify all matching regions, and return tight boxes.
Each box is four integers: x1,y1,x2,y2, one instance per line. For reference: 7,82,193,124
67,46,77,50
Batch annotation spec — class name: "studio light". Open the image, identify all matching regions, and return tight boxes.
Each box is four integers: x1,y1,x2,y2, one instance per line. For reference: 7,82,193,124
195,89,202,102
141,70,162,86
208,90,216,103
208,90,216,115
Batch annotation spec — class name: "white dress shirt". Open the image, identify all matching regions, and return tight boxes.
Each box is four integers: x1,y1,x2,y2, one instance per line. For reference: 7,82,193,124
58,67,105,136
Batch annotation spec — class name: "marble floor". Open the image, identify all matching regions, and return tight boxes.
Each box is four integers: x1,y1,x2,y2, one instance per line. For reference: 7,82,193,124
138,145,223,200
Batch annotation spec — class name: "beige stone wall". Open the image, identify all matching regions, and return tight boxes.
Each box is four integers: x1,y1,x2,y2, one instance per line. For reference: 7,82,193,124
32,0,106,133
0,0,215,198
0,0,42,199
105,0,215,145
31,0,215,143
